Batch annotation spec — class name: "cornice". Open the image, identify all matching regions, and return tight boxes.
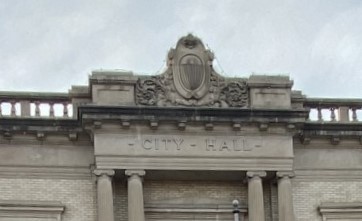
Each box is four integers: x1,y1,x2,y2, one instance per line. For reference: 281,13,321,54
0,118,80,130
79,105,308,123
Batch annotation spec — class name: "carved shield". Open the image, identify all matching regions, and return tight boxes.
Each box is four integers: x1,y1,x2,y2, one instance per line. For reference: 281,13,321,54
172,34,211,99
179,55,204,91
173,54,210,99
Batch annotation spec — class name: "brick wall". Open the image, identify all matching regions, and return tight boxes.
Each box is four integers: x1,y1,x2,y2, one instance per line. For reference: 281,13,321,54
143,180,246,203
0,178,97,221
263,182,273,221
293,180,362,221
114,179,275,221
114,180,127,221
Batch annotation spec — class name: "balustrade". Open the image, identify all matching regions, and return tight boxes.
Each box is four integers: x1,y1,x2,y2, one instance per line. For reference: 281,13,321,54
0,92,73,118
304,98,362,123
1,90,362,124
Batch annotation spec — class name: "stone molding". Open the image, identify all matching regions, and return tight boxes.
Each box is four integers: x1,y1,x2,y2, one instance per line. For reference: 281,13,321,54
294,169,362,181
319,202,362,220
144,203,247,220
0,200,65,221
96,156,293,172
0,166,92,180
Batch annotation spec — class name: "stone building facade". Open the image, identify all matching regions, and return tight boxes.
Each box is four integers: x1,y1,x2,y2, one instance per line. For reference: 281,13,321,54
0,34,362,221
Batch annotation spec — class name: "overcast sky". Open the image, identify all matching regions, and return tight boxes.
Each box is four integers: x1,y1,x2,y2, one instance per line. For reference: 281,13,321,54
1,0,362,98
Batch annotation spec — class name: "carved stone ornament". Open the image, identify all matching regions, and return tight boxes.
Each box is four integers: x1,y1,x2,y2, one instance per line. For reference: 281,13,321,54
136,34,248,108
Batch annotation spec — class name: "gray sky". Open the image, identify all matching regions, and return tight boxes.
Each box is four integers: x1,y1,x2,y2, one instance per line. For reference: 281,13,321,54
1,0,362,98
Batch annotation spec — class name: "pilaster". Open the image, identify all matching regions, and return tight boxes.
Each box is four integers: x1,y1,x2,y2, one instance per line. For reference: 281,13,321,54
125,169,146,221
277,171,295,221
94,169,115,221
247,171,266,221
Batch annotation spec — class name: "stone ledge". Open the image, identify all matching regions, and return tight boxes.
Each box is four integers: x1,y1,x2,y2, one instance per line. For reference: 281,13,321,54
145,203,247,212
248,75,293,88
319,202,362,220
0,200,65,211
145,203,247,220
294,169,362,181
95,156,294,171
0,200,65,221
0,166,92,180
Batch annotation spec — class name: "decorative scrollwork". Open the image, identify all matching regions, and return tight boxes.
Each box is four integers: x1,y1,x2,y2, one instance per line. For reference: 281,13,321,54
220,81,248,107
136,77,163,105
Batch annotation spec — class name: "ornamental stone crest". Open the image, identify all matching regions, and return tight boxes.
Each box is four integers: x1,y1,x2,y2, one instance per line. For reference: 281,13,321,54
171,34,211,99
136,34,248,108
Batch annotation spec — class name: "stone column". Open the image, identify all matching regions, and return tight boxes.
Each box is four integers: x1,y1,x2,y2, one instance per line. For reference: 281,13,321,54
125,170,146,221
247,171,266,221
277,171,295,221
94,169,115,221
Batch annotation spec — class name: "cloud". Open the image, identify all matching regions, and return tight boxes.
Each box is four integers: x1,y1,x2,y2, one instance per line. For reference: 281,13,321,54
0,0,361,98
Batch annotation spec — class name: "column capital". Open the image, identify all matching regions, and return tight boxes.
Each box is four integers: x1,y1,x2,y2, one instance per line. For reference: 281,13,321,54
125,169,146,177
93,169,115,177
276,171,295,179
247,171,267,179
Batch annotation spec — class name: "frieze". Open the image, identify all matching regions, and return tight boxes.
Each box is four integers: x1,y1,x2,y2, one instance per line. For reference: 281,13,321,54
94,134,293,158
135,34,248,108
94,134,293,171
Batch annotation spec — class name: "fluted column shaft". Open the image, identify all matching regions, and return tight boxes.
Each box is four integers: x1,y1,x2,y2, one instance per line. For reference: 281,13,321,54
126,170,146,221
94,169,115,221
247,171,266,221
277,172,295,221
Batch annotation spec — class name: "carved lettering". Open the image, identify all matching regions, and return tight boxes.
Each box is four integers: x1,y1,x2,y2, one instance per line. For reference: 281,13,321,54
142,139,153,150
219,141,231,151
206,139,217,151
139,137,264,152
243,139,253,151
173,138,184,150
233,139,243,151
154,139,167,150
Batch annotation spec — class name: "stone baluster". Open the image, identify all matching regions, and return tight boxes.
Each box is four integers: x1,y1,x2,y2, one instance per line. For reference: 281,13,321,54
10,101,16,117
35,101,41,117
352,108,358,122
330,107,336,122
317,107,323,121
94,169,115,221
125,170,146,221
277,171,295,221
63,102,69,118
247,171,266,221
49,102,55,118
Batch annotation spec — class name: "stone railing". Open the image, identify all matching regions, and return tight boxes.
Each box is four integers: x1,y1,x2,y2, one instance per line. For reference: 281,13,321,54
1,90,362,123
304,98,362,123
0,91,73,118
